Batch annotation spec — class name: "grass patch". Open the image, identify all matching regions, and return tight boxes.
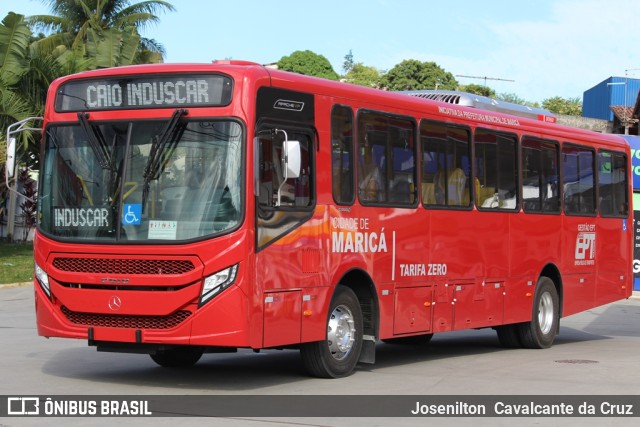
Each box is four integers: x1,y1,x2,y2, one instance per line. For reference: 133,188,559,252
0,241,34,284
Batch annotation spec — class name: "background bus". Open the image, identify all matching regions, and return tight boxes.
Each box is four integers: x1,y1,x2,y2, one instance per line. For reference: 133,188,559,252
22,61,632,378
622,135,640,291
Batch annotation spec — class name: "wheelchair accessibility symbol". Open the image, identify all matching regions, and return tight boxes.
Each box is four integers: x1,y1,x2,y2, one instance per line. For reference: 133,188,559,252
122,204,142,225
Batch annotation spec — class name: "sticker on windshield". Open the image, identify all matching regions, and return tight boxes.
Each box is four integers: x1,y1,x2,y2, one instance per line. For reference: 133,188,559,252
122,204,142,225
149,220,177,240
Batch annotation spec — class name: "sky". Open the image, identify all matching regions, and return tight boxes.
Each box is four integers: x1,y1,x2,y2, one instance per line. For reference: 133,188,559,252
3,0,640,103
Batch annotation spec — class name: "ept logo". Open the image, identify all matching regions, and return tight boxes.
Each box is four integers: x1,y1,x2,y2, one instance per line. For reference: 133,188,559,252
575,232,596,260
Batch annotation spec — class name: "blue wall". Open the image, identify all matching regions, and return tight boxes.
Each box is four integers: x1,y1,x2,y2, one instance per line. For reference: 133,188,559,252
583,77,640,121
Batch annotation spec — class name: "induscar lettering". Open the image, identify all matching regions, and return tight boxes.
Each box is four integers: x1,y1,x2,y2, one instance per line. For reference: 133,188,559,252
54,208,110,227
86,80,210,108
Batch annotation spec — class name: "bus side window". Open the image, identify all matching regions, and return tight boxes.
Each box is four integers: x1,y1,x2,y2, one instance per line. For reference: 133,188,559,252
562,145,596,215
522,137,560,213
257,129,313,209
474,129,518,210
331,106,355,204
598,150,628,217
421,120,471,208
357,111,416,206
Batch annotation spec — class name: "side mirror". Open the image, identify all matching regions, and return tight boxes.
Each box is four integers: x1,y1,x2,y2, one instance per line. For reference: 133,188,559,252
6,137,16,178
283,139,301,180
275,133,302,207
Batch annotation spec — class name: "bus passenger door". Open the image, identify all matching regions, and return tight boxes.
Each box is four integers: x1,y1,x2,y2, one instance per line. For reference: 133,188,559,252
254,87,322,348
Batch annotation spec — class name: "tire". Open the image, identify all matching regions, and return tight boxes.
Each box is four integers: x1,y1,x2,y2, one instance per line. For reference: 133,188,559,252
518,276,559,349
495,324,522,348
150,346,204,368
382,334,433,346
300,286,363,378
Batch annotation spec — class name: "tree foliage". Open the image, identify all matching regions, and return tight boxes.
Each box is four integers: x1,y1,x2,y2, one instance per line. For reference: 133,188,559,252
343,63,381,88
1,1,175,171
542,96,582,116
29,0,174,64
495,92,540,108
0,13,56,164
277,50,339,81
380,59,458,91
460,84,495,98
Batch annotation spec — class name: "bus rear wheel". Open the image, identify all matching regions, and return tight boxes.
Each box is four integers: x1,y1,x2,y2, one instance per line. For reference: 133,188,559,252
518,277,559,349
300,286,363,378
495,324,522,348
150,346,204,368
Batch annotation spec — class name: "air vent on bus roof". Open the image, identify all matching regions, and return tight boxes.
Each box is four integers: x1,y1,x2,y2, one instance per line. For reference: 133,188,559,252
401,90,556,123
405,92,462,105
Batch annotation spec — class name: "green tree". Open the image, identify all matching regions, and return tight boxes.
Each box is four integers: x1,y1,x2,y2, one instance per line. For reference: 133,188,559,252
380,59,458,91
542,96,582,116
343,63,381,88
29,0,175,66
495,92,540,108
277,50,339,81
461,83,496,98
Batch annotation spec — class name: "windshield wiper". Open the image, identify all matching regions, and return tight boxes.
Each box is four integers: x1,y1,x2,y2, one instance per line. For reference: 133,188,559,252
78,113,111,169
142,109,188,209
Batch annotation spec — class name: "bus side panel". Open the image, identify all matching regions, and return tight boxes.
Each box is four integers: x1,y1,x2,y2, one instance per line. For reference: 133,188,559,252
562,215,597,316
189,286,252,347
256,207,330,347
502,277,532,324
432,281,454,332
431,209,508,330
452,279,503,330
393,285,433,335
508,213,562,323
595,217,633,306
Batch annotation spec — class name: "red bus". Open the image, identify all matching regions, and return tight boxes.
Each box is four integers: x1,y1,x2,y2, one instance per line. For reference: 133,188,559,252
29,60,632,378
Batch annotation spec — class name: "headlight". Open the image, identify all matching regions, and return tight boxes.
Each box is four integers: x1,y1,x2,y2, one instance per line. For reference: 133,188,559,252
199,264,238,306
35,263,51,299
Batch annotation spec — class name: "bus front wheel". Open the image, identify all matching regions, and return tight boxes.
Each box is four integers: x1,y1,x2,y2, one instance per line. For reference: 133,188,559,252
518,277,559,349
300,286,363,378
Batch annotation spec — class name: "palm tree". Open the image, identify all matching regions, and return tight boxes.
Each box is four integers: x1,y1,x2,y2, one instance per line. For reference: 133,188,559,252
29,0,175,66
0,13,59,162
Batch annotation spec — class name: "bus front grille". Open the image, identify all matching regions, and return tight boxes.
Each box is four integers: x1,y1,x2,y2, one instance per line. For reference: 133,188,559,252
53,258,195,275
61,306,192,329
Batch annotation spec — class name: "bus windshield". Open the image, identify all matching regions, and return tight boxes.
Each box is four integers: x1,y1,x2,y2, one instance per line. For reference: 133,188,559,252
38,118,243,242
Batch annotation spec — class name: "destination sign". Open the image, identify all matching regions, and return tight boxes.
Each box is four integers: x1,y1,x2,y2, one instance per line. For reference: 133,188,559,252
55,74,233,112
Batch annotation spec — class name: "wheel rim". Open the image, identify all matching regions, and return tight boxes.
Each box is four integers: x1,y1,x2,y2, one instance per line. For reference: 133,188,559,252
538,291,554,335
327,304,356,361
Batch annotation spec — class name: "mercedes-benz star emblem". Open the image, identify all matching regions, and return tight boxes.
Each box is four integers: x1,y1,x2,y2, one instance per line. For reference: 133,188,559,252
108,296,122,311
